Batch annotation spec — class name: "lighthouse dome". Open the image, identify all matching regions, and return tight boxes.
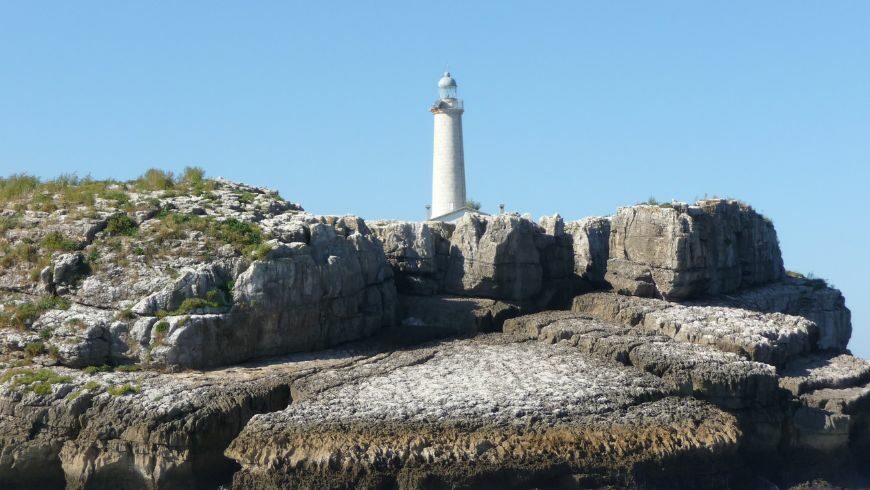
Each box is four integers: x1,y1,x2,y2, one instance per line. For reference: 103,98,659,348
438,72,457,89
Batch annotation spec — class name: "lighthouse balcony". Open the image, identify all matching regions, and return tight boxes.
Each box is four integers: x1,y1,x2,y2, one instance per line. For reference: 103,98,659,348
430,98,463,112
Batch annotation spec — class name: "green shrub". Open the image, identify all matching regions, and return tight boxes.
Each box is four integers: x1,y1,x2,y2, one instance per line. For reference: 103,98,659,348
67,380,101,399
181,166,205,184
115,309,135,321
153,320,170,344
41,232,78,252
0,296,71,330
107,383,140,396
465,199,481,211
66,317,85,328
0,368,72,393
31,382,53,395
214,218,263,252
99,189,130,205
237,191,255,204
152,212,264,258
136,168,175,191
115,364,140,373
105,213,137,236
0,174,40,201
39,328,53,340
83,365,113,375
0,215,21,232
249,243,273,261
0,242,39,269
24,341,45,358
205,289,221,304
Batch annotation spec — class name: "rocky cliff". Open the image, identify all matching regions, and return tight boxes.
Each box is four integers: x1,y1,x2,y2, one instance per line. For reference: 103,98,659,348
0,173,860,489
0,175,395,370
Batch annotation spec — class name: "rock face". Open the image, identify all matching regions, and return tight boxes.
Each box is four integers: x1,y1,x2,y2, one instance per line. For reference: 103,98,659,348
0,349,371,490
227,335,743,489
565,217,611,284
443,214,543,301
397,295,527,337
606,200,784,300
369,213,611,305
369,221,453,296
126,215,397,369
0,179,396,370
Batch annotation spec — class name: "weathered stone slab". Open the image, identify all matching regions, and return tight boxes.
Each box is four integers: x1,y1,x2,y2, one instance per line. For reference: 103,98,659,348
505,311,778,409
701,277,852,351
0,348,369,490
227,335,741,489
573,292,817,365
779,353,870,397
606,200,784,300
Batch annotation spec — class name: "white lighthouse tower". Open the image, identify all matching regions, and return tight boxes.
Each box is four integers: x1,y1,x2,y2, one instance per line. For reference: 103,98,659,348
429,72,470,221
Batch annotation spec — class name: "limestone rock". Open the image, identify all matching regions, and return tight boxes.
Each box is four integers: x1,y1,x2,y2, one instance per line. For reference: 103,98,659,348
51,252,88,287
504,311,778,409
0,349,364,489
131,258,246,315
397,294,526,337
0,179,398,370
779,353,870,397
370,214,610,305
573,292,817,365
443,214,543,301
703,277,852,351
565,216,611,284
227,335,741,489
368,220,453,295
606,200,784,300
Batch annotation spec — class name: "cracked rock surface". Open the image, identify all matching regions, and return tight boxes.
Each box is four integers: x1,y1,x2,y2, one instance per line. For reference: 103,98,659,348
227,335,742,489
572,292,819,365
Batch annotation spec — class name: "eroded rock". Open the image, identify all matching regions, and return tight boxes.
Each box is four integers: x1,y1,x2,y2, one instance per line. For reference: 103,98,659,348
606,200,784,300
227,335,742,489
573,292,818,365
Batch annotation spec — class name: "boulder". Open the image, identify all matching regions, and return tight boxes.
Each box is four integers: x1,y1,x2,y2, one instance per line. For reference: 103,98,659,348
606,200,784,300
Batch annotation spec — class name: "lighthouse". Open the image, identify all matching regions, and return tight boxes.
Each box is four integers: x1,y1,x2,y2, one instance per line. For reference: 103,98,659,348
429,72,471,221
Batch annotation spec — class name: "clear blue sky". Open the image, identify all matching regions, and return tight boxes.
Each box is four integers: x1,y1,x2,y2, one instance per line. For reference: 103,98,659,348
1,2,867,355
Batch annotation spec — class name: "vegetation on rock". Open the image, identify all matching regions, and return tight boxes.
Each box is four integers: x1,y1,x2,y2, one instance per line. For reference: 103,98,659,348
0,367,71,394
0,296,70,330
